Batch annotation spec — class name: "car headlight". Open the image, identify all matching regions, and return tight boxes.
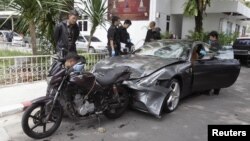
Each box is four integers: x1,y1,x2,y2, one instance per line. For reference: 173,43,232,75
137,69,166,86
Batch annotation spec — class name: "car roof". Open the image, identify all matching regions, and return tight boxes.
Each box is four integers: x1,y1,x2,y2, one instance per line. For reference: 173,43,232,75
236,37,250,39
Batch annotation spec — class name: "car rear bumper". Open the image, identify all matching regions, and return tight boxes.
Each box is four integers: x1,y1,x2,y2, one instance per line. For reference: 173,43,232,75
233,49,250,56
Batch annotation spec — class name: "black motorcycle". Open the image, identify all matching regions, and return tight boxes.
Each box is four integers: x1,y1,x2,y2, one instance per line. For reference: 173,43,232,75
21,55,131,139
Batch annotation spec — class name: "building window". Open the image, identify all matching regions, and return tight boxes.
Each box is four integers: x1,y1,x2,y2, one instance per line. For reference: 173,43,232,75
242,26,246,36
235,24,240,33
78,21,83,31
166,15,170,32
83,21,88,31
226,21,233,35
78,20,88,32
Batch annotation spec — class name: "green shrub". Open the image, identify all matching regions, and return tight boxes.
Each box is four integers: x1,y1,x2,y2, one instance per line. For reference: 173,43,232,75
219,32,239,45
186,30,239,45
186,30,209,42
0,50,32,57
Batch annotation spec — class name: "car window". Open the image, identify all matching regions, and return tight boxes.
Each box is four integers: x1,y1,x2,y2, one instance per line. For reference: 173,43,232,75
233,39,250,46
77,36,85,42
84,36,101,42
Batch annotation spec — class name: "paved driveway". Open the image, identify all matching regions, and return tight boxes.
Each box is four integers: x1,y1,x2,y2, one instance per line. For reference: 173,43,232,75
0,67,249,141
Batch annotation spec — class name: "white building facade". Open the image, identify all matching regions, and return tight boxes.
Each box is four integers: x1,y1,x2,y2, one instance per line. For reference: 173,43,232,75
76,0,250,46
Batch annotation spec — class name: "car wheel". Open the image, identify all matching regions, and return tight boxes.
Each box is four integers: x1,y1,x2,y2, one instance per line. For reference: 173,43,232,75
163,79,181,113
88,47,95,53
247,55,250,68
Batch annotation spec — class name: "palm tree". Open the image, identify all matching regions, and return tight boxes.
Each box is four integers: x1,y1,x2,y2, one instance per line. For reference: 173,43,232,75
79,0,108,52
184,0,211,33
8,0,71,55
245,1,250,8
38,0,71,53
8,0,45,55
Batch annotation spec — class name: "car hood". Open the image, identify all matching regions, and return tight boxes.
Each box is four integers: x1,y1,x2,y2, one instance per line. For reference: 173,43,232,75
93,55,181,78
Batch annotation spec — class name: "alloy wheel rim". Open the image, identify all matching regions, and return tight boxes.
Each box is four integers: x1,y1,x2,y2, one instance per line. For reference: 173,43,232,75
167,82,180,111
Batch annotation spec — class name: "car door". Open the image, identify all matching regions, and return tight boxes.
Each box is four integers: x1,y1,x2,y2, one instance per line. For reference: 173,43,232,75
192,43,240,92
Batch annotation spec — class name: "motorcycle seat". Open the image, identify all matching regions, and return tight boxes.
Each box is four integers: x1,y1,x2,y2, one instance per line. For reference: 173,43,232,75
95,66,130,86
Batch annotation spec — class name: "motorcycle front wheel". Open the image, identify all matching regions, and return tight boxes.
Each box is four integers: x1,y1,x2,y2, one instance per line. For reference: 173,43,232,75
21,102,63,139
104,87,129,119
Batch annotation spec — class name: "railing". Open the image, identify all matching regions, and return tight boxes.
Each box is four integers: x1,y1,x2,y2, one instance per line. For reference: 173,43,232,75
0,53,107,87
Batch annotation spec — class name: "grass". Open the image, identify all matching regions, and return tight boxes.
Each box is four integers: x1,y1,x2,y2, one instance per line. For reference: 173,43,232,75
0,49,32,57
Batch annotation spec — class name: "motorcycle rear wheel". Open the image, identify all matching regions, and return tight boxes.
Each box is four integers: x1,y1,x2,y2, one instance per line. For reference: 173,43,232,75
22,102,63,139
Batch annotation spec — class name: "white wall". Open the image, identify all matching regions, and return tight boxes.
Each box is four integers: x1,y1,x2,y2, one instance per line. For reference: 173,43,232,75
181,16,195,39
170,15,183,39
155,0,171,33
181,13,249,39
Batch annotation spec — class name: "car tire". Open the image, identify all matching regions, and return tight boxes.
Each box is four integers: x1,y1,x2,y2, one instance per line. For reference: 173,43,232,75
162,79,181,113
88,47,95,53
213,88,221,95
247,55,250,68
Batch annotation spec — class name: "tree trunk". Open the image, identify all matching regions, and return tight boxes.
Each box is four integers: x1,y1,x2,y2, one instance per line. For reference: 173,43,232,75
29,21,37,55
195,0,203,33
87,26,97,52
195,11,203,32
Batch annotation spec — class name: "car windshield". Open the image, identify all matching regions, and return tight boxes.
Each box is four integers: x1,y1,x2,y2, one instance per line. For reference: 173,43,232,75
136,40,192,59
233,39,250,46
84,36,101,42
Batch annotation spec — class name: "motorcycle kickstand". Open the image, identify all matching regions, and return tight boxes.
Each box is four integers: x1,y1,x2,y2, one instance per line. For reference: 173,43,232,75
95,112,102,128
97,116,101,128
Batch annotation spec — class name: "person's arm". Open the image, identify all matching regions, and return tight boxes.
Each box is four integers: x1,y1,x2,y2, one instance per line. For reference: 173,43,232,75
109,28,116,50
74,25,80,43
156,31,161,40
210,41,221,52
145,30,151,43
54,24,61,45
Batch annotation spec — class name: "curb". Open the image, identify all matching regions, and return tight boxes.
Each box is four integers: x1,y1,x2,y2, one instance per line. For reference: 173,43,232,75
0,101,32,118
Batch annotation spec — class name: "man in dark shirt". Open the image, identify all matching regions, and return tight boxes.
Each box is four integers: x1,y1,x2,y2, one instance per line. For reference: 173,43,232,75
118,19,134,54
144,21,161,44
54,10,80,57
208,31,221,52
107,16,121,57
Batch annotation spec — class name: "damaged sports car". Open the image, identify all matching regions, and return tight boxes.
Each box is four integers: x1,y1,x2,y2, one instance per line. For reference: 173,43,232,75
92,40,241,118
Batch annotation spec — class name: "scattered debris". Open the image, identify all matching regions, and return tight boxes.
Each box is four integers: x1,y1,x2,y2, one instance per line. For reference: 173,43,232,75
118,122,130,128
69,127,75,131
97,127,106,133
75,122,81,125
119,124,125,128
88,125,95,129
67,133,74,136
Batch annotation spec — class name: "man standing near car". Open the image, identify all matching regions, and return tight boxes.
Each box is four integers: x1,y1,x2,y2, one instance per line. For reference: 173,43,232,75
54,10,80,57
107,16,121,57
118,19,134,54
208,31,221,52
